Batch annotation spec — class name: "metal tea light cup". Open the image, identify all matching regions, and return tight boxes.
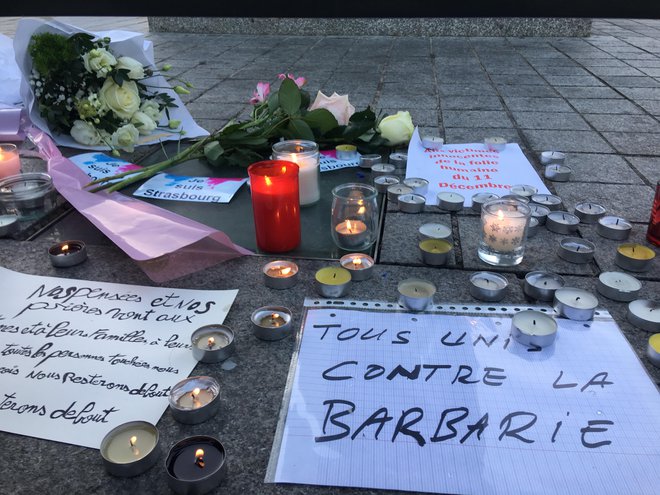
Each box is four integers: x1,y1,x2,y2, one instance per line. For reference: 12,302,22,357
339,253,375,281
48,240,88,267
511,310,558,348
553,287,599,321
398,278,437,312
191,325,235,363
469,271,509,302
165,435,228,495
524,271,565,301
262,260,299,289
251,306,293,341
419,238,453,266
168,376,221,425
100,421,160,477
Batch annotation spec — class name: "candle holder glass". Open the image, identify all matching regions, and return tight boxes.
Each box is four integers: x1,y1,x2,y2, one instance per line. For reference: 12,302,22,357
330,183,379,251
272,140,320,206
0,172,56,221
0,143,21,180
478,198,531,266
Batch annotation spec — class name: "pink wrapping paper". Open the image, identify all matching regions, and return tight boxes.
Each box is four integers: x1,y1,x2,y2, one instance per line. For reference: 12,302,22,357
28,127,253,282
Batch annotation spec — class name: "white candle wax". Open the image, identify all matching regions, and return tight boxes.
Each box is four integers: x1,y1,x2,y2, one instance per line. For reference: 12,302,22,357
272,141,320,206
555,288,598,309
398,278,436,298
176,388,216,409
194,332,231,350
102,425,158,463
0,145,21,180
419,222,452,241
510,184,537,198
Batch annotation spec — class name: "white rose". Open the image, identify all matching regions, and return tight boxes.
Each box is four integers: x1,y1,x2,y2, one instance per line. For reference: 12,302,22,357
139,100,163,122
99,79,141,120
111,124,140,152
82,48,117,78
308,90,355,126
377,111,415,146
131,111,157,135
70,120,102,146
116,56,145,80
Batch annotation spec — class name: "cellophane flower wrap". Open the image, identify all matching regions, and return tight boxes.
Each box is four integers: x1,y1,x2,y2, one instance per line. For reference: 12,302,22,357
13,19,208,151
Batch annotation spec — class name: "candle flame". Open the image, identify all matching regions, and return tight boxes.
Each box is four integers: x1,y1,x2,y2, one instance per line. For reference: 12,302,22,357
497,210,504,221
61,244,70,253
346,219,353,233
192,387,200,398
294,145,304,153
280,267,291,276
357,206,366,215
207,337,215,348
195,448,205,468
265,176,272,187
129,436,137,447
352,257,362,267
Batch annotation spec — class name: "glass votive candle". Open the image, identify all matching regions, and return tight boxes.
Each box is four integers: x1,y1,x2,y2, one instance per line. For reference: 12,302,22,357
0,143,21,180
100,421,160,477
339,253,375,281
191,325,235,363
0,172,56,220
251,306,293,341
271,140,320,206
331,183,379,251
478,198,531,266
168,376,220,424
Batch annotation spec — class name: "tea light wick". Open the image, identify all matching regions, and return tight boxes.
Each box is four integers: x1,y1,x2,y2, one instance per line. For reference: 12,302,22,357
61,244,70,255
576,296,581,302
191,387,201,407
207,337,215,349
271,313,282,327
352,258,362,268
129,435,140,456
195,448,205,468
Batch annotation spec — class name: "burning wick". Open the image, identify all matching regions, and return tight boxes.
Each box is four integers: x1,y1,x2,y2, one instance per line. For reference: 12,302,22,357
129,435,140,456
352,257,362,268
191,388,201,407
207,337,215,349
195,448,205,468
61,244,70,255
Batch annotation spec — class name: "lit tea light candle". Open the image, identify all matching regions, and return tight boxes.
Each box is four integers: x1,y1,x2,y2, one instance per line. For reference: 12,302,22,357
469,271,508,302
0,214,18,237
262,260,299,289
574,201,607,224
596,271,642,302
484,136,507,151
511,310,558,348
371,163,396,177
557,237,596,264
647,334,660,368
529,204,550,225
540,150,566,165
544,164,572,182
398,278,436,312
190,324,235,363
165,435,227,495
419,238,453,266
168,376,220,424
627,300,660,333
418,222,452,242
546,211,580,235
359,153,382,170
0,143,21,180
530,194,563,211
335,144,358,160
334,219,368,249
315,266,352,298
420,135,444,149
251,305,293,340
398,193,426,213
339,253,375,281
553,287,599,321
471,192,499,212
373,174,400,193
615,243,656,272
597,215,632,241
510,184,538,198
387,184,413,202
527,216,540,237
437,192,465,211
402,177,429,195
524,271,566,301
100,421,160,477
48,240,88,268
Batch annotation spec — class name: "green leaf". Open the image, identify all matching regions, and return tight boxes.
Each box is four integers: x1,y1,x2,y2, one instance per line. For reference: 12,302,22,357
267,92,279,113
204,141,225,166
278,77,301,116
287,118,315,141
303,108,338,134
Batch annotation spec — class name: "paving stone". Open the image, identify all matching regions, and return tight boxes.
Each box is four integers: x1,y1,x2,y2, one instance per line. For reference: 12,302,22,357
553,183,655,222
438,84,499,96
523,129,614,153
619,87,660,100
444,128,523,145
511,111,591,130
544,75,606,86
496,84,560,97
625,156,660,185
443,110,514,128
568,98,644,114
587,66,647,76
637,100,660,115
440,96,505,111
502,96,574,112
553,86,623,99
603,132,660,155
561,153,645,184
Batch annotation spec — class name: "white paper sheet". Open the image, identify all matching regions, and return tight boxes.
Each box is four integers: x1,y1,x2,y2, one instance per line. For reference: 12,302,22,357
0,267,237,449
406,128,550,206
134,173,247,203
269,301,660,495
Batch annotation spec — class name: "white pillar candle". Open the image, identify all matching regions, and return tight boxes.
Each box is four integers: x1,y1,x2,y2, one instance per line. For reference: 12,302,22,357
272,140,320,206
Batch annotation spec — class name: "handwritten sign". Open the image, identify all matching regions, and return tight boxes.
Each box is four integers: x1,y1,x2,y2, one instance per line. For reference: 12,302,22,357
0,267,237,448
268,301,660,495
133,174,247,203
406,129,550,207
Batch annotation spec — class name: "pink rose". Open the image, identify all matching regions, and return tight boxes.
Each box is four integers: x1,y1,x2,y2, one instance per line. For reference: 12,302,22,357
308,90,356,126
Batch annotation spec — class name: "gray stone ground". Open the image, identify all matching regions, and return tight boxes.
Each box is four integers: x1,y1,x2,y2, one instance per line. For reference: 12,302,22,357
0,17,658,495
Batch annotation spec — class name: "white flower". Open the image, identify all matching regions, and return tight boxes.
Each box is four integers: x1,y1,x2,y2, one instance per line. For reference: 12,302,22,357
116,56,146,79
98,79,140,120
139,100,162,122
70,120,102,146
377,111,415,146
131,111,157,135
111,124,140,152
308,91,355,125
82,48,117,78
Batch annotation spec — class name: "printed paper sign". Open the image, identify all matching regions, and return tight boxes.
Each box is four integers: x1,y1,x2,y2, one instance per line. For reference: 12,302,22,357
69,152,142,184
133,173,247,203
406,129,550,206
268,302,660,495
0,267,237,449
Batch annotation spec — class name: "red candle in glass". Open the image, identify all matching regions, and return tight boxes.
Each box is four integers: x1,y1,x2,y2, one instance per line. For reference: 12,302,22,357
248,160,301,253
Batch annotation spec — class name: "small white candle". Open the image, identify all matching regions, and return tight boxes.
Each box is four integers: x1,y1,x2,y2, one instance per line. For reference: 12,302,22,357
540,151,566,165
437,192,465,211
531,194,563,210
484,136,507,151
398,278,437,311
510,184,538,198
403,177,429,195
420,135,444,149
597,271,642,302
574,202,607,224
511,311,558,348
418,222,452,241
627,300,660,332
546,211,580,234
554,287,598,321
471,192,499,212
469,272,508,302
544,164,572,182
596,215,632,240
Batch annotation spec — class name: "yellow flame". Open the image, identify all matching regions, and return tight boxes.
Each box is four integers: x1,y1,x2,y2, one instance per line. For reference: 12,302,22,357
207,337,215,347
192,387,200,398
61,244,70,253
280,267,291,275
346,219,353,232
352,257,362,267
129,436,137,447
497,210,504,221
265,176,272,187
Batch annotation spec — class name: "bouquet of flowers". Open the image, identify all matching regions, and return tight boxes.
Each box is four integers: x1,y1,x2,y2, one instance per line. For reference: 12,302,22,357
13,19,209,152
89,73,415,192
